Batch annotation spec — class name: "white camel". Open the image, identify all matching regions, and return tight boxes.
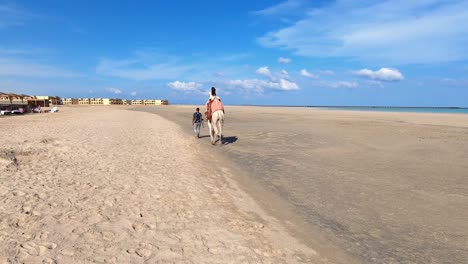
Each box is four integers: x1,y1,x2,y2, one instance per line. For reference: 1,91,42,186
206,110,224,145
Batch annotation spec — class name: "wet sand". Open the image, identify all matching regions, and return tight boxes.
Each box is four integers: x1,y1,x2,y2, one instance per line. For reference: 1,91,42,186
137,105,468,263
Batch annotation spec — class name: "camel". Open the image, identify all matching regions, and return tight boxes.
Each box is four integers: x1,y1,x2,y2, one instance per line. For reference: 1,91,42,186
206,110,224,145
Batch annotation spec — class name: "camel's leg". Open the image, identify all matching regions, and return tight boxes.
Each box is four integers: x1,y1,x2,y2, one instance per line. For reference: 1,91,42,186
208,121,215,145
218,112,224,145
212,112,220,145
211,124,216,145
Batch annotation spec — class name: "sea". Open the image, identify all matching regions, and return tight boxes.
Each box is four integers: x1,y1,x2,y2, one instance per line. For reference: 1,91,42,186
310,106,468,114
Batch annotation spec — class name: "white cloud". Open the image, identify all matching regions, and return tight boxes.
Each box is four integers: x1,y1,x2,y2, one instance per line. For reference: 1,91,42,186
106,87,123,94
227,78,298,92
353,68,404,81
130,91,137,96
0,58,79,78
279,79,298,90
329,81,358,89
278,69,290,78
258,0,468,64
278,57,291,64
255,66,272,77
167,81,203,92
300,69,317,78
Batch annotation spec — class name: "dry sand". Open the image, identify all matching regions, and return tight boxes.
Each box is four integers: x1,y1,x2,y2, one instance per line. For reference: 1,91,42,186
0,107,331,263
138,105,468,264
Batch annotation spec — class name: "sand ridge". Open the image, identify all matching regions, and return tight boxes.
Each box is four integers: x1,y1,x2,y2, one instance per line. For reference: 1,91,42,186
0,107,327,263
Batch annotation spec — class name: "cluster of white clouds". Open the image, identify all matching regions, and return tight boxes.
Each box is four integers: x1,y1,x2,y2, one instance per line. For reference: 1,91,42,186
167,81,202,92
228,78,298,92
247,65,299,92
278,57,291,64
257,0,468,64
352,68,404,81
255,66,272,77
300,69,316,78
106,87,123,94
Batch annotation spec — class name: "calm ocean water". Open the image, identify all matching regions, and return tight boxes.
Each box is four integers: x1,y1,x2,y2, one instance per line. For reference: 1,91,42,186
316,107,468,114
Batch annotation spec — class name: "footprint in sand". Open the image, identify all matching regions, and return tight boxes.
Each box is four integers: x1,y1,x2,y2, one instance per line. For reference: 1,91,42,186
20,241,39,256
12,190,26,197
135,247,153,258
132,221,155,233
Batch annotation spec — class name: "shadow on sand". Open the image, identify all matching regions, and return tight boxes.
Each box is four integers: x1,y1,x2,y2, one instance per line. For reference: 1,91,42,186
222,136,238,145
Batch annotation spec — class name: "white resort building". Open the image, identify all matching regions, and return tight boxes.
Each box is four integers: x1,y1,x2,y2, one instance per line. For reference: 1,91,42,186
61,97,168,106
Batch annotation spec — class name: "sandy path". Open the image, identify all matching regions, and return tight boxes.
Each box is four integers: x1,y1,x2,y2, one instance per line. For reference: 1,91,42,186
0,107,322,263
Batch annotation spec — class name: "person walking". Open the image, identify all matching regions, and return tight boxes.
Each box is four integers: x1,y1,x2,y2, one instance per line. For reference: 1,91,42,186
192,107,203,138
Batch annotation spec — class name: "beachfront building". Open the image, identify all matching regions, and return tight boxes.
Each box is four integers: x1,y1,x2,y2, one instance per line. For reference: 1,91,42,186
0,92,10,106
110,98,124,105
31,97,168,106
9,94,28,105
78,98,90,105
27,96,49,107
35,96,61,105
131,100,143,105
142,99,169,105
62,98,73,105
22,95,35,103
89,98,110,105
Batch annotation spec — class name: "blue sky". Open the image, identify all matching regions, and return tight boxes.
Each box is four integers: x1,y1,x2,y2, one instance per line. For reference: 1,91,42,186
1,0,467,106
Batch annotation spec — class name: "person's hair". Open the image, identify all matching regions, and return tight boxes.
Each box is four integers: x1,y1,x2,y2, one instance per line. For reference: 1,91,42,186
196,107,199,111
211,87,216,96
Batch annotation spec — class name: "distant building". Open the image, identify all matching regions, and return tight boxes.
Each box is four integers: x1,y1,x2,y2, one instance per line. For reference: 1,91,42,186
4,94,169,107
35,95,61,106
62,98,73,105
0,92,10,106
110,98,123,105
0,92,65,108
143,99,168,105
131,100,143,105
9,93,28,105
89,98,110,105
78,98,90,105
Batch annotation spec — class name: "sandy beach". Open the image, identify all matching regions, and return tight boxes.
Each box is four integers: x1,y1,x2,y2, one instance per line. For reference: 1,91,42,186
2,106,468,263
0,107,329,263
137,105,468,264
